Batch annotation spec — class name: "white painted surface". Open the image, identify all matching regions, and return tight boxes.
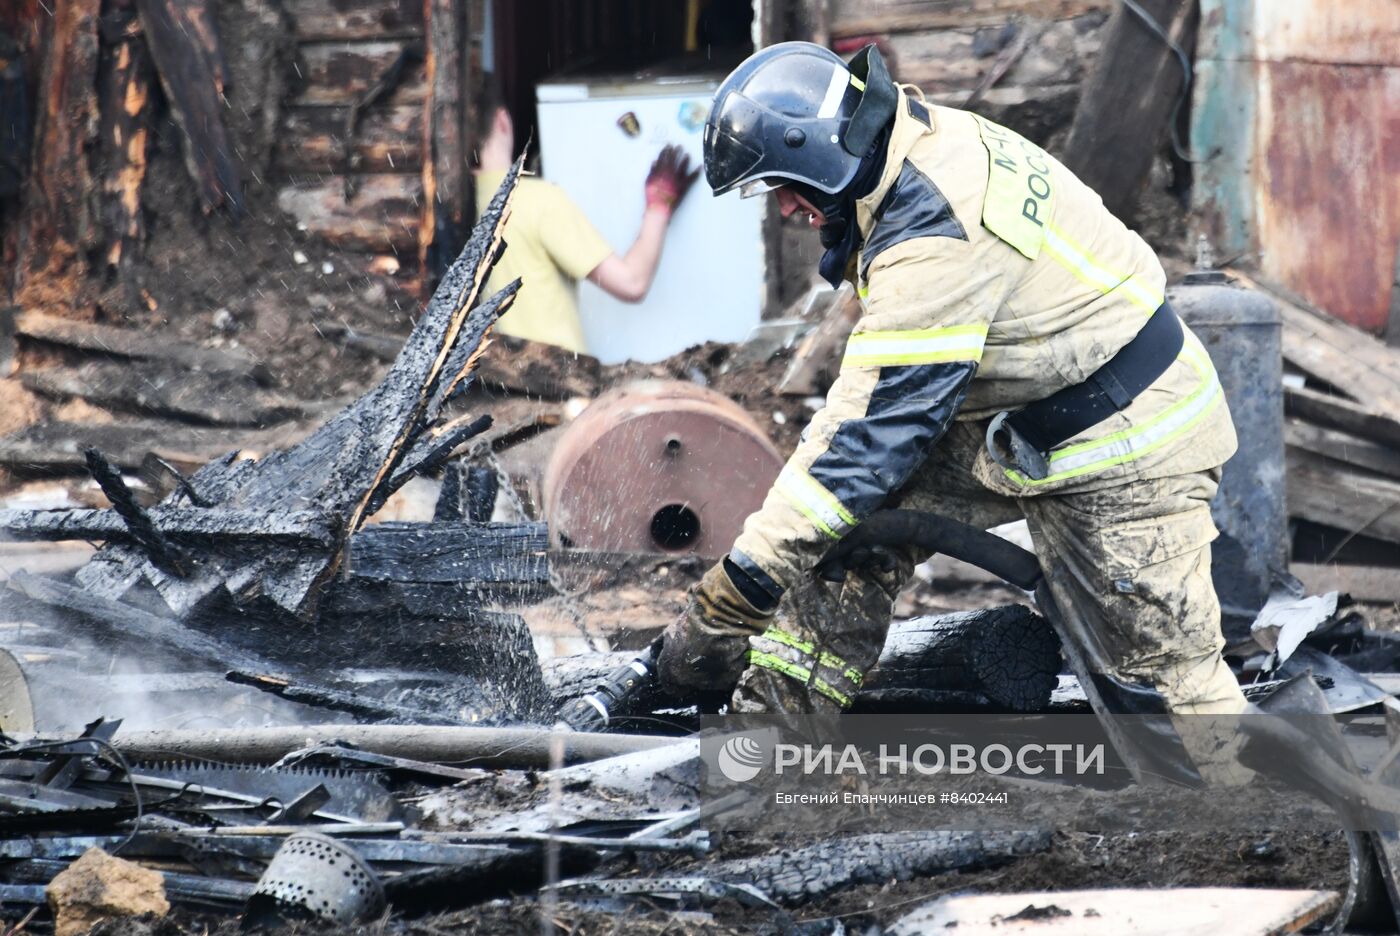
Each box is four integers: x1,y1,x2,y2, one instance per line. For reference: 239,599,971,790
536,77,765,364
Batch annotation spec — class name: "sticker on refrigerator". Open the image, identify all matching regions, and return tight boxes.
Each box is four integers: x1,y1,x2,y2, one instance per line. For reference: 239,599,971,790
677,100,709,133
616,111,641,137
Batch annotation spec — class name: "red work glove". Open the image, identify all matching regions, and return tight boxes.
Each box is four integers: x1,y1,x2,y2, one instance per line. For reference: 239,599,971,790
644,144,700,216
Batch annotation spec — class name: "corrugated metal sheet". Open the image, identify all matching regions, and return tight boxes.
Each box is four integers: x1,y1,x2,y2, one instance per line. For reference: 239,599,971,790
1193,0,1400,334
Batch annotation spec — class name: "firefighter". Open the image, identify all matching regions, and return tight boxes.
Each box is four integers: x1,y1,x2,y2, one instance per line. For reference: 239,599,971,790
656,42,1246,777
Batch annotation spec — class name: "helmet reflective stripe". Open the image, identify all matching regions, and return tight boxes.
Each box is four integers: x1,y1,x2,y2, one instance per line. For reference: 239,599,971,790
815,64,851,120
702,42,869,198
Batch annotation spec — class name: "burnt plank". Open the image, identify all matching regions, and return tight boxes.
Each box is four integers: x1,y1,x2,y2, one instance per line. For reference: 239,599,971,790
1285,385,1400,450
4,571,277,673
284,0,423,41
83,447,188,574
830,0,1109,36
20,361,303,427
322,580,529,620
367,413,493,518
1286,419,1400,481
428,283,521,415
226,672,464,725
422,0,468,274
1287,447,1400,545
292,42,427,107
135,0,242,214
15,311,269,382
0,507,335,546
277,105,423,174
347,522,547,585
0,421,304,476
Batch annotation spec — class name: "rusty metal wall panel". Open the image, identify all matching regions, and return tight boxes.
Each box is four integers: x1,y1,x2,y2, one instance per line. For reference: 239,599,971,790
1252,0,1400,66
1255,61,1400,333
1194,0,1400,334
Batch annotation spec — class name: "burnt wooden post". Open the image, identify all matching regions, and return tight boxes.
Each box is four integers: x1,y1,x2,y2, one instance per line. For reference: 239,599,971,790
11,0,102,315
421,0,469,281
1061,0,1199,220
95,0,153,279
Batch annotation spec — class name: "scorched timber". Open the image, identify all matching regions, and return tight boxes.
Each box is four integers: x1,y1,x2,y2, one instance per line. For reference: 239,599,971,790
59,159,522,618
346,522,547,585
0,508,336,547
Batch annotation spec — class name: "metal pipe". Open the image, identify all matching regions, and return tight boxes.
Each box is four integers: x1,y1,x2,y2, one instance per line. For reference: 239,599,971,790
9,725,673,769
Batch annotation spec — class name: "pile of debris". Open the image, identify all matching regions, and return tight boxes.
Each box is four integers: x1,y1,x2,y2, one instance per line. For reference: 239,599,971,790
0,164,555,732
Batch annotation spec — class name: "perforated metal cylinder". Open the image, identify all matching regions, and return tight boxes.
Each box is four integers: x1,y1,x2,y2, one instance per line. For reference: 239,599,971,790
245,832,384,926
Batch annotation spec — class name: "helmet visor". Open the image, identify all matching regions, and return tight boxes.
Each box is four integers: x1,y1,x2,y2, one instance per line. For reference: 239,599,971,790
704,91,771,196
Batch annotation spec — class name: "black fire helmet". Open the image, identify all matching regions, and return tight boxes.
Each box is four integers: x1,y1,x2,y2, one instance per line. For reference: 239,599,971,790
703,41,897,198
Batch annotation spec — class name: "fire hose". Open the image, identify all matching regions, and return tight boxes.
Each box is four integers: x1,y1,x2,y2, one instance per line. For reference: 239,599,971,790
557,510,1040,731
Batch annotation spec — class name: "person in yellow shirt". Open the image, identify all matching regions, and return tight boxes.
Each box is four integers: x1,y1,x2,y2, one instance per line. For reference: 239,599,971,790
473,84,699,354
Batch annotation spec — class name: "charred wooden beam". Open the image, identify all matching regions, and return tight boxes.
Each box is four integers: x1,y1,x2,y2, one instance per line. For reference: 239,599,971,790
84,447,186,574
134,0,240,215
1285,386,1400,450
0,420,300,476
225,671,466,725
429,282,521,414
2,571,276,674
366,412,492,517
20,361,302,427
465,465,498,523
862,605,1060,712
544,606,1061,715
422,0,469,279
346,521,546,586
0,506,336,546
321,581,527,620
281,0,423,42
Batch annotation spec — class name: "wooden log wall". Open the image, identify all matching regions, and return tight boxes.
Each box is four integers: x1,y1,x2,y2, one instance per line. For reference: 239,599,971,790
820,0,1112,130
274,0,445,269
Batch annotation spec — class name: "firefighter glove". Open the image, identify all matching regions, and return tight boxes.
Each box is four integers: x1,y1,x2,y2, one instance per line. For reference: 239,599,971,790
657,560,773,695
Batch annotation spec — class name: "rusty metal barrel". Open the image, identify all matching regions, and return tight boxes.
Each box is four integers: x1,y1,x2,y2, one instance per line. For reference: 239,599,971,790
543,380,784,557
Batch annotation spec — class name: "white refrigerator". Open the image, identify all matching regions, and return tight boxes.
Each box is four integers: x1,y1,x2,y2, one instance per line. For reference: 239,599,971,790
536,73,766,365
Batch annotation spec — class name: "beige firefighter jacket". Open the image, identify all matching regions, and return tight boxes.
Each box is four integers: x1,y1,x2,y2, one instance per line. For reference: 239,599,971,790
728,89,1237,597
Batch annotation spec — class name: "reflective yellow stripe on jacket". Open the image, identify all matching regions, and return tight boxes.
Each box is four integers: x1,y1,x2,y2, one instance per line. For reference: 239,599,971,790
775,464,856,539
842,323,988,368
1005,339,1224,487
1043,225,1164,316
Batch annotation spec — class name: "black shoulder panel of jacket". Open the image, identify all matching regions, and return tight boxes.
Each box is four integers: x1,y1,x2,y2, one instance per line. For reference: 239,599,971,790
860,158,968,280
806,360,978,520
